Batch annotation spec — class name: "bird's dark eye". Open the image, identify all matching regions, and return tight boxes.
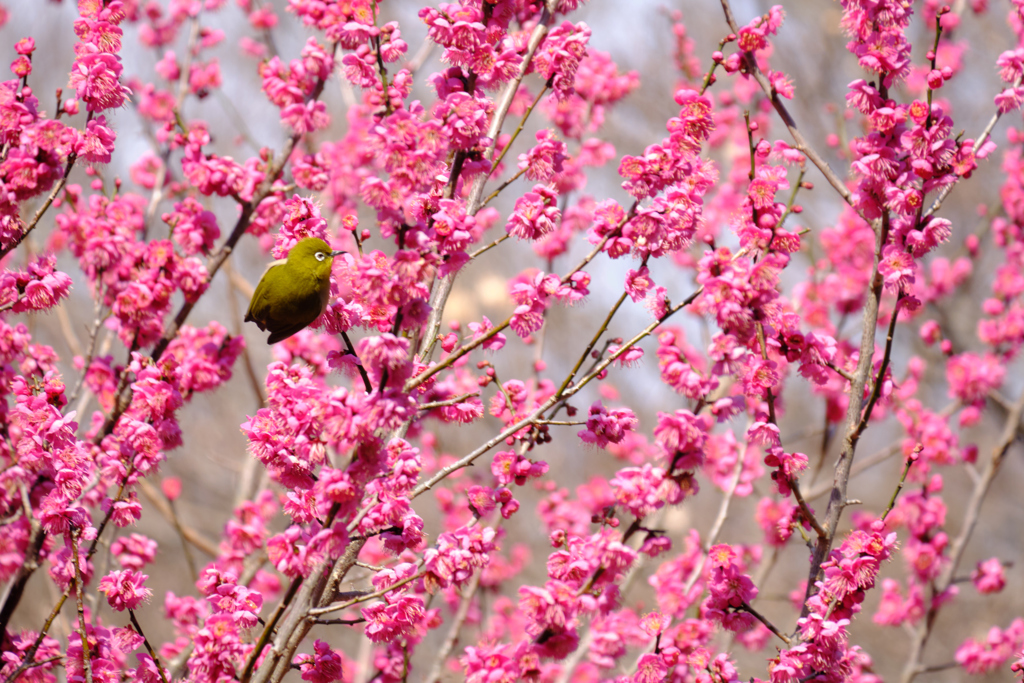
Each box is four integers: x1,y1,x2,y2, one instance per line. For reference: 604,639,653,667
315,252,326,261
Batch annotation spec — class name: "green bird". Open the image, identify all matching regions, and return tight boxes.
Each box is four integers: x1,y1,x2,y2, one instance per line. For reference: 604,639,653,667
245,237,345,344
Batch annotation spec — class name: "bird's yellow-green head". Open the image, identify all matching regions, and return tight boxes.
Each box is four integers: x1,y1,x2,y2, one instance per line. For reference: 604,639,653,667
244,237,345,344
286,237,341,282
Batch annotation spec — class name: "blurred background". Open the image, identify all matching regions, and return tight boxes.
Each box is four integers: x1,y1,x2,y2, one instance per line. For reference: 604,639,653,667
1,0,1023,680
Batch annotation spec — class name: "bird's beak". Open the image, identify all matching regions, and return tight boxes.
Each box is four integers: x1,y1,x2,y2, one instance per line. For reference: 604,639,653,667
330,250,345,257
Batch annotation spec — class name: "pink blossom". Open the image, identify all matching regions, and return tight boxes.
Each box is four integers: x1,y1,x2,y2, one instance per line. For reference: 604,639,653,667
946,352,1006,405
610,464,665,518
436,91,493,150
518,580,580,656
533,21,592,98
491,450,548,486
282,100,330,134
295,640,343,683
578,402,638,448
0,254,72,313
755,497,797,547
468,316,506,352
461,644,521,682
518,130,567,182
971,558,1007,594
68,47,130,112
703,544,758,633
188,613,246,682
110,534,158,570
506,185,561,241
763,448,809,496
77,115,116,163
625,266,653,302
362,590,425,643
657,331,714,399
653,409,710,469
873,577,923,626
956,619,1024,675
423,525,498,589
98,570,152,611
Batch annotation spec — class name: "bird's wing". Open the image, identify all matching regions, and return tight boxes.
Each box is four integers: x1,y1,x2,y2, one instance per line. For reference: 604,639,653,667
244,262,285,328
267,320,311,344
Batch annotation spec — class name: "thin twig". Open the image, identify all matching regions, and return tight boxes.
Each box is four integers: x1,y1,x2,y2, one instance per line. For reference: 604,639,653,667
341,330,373,393
224,260,268,408
136,478,208,578
790,480,826,538
54,299,83,357
128,609,170,683
313,617,365,625
417,5,555,361
718,0,864,221
309,570,426,617
483,82,551,203
0,154,77,260
418,392,481,411
409,203,635,393
805,443,899,501
481,166,528,208
738,601,791,645
899,391,1024,683
824,360,855,382
144,15,202,228
423,570,483,683
70,531,94,683
468,234,510,259
67,297,106,408
354,561,385,572
923,74,1023,219
880,447,919,521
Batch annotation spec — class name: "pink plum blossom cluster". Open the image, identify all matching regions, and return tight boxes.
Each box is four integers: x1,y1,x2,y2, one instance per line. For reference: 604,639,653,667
0,0,127,251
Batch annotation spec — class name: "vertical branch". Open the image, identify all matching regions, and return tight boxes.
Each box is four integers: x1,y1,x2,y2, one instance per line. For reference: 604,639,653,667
423,570,483,683
68,294,108,410
70,530,94,683
899,391,1024,683
248,538,366,683
798,236,885,617
418,3,555,360
224,261,268,408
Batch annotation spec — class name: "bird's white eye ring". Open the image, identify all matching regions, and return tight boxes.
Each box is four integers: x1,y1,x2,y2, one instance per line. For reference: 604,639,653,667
315,252,326,261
